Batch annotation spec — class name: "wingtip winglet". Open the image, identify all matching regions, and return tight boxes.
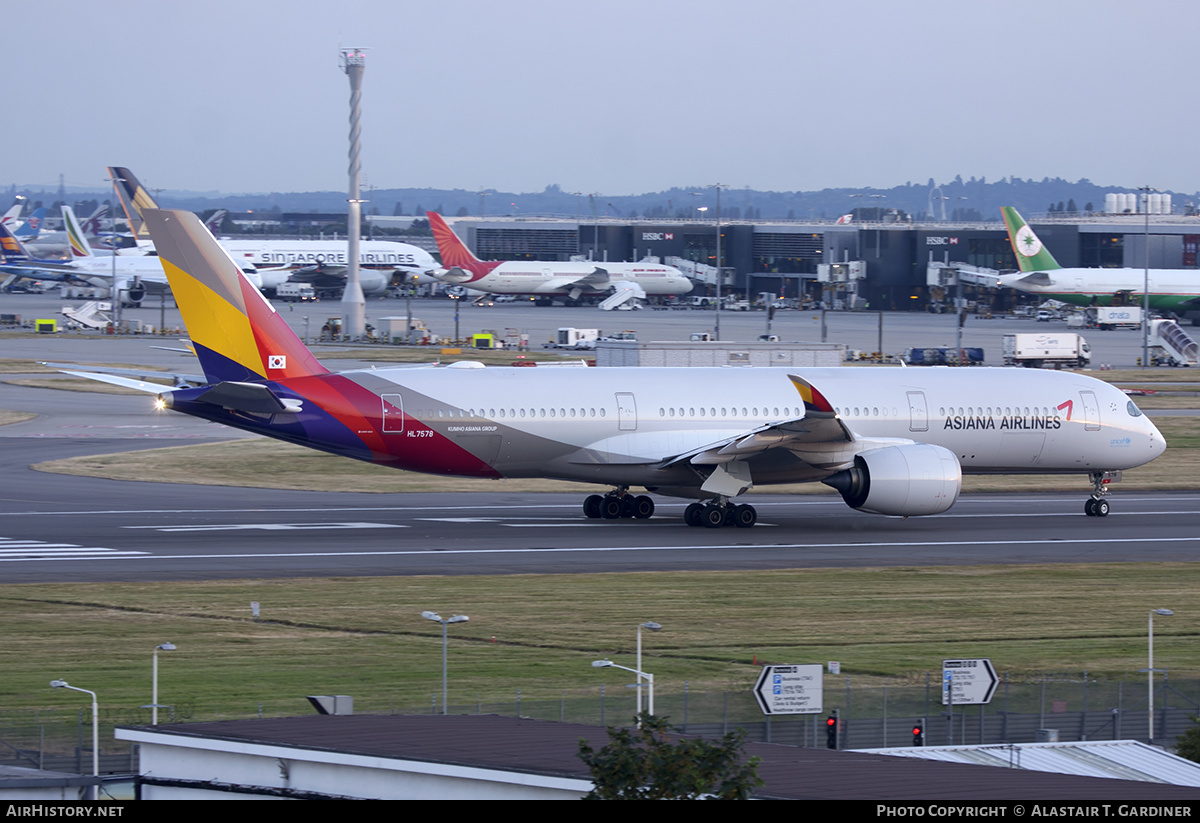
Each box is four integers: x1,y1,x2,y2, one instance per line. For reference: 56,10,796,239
788,374,835,414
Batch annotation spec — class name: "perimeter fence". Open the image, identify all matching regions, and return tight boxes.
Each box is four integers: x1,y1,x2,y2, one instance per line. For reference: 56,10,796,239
4,672,1199,773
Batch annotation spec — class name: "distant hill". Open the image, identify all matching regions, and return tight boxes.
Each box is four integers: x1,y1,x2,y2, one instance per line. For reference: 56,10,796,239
6,177,1196,222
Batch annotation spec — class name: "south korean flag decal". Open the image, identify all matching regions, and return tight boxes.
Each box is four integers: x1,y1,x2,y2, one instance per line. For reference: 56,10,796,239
268,355,287,370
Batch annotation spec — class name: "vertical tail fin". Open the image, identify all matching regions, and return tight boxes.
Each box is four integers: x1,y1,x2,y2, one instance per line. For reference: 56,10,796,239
143,208,328,385
13,207,46,240
1001,207,1062,272
62,206,94,260
1,204,22,227
80,204,110,237
107,166,158,240
426,210,485,271
0,220,33,266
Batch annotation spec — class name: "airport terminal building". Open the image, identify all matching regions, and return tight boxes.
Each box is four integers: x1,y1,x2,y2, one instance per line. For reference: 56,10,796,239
437,214,1200,311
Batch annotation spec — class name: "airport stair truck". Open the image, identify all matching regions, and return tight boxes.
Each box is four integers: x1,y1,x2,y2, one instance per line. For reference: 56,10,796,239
1003,333,1091,369
1149,319,1200,366
59,301,113,330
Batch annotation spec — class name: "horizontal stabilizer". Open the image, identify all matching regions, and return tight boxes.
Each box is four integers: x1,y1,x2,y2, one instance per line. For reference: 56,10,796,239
194,381,303,414
58,370,172,394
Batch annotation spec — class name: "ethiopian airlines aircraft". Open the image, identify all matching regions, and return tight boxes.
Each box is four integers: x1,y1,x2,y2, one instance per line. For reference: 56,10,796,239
999,207,1200,318
65,208,1164,524
427,211,692,302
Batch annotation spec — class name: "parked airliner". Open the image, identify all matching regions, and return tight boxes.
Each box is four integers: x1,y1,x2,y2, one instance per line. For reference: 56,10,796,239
427,211,692,304
106,166,438,296
64,208,1164,525
999,207,1200,318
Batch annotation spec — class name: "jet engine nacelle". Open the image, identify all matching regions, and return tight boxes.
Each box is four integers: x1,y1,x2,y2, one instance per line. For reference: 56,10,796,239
823,443,961,516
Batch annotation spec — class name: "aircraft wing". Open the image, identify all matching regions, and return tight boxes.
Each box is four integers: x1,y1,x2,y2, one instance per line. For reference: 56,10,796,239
288,265,349,283
662,375,856,469
1009,272,1056,286
540,267,614,293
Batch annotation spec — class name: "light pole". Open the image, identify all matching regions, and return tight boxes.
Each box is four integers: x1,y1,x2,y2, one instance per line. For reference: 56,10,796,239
1138,186,1155,369
1147,607,1173,742
592,660,654,722
151,642,176,725
635,622,661,717
422,610,468,714
50,680,98,781
712,183,725,340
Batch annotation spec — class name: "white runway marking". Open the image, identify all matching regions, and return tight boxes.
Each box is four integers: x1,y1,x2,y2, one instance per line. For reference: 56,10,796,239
123,522,408,532
0,537,148,561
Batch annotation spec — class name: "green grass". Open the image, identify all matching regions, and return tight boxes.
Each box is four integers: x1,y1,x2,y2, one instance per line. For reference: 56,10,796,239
7,563,1199,722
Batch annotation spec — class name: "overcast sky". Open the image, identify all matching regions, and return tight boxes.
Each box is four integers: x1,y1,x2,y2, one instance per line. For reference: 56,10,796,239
4,0,1196,196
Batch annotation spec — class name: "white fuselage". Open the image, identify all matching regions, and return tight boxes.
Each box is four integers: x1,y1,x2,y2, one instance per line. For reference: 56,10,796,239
222,239,436,275
338,364,1162,483
998,268,1200,312
446,262,693,296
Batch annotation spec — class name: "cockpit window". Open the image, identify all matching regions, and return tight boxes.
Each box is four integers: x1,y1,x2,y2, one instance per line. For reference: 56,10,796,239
1127,400,1143,417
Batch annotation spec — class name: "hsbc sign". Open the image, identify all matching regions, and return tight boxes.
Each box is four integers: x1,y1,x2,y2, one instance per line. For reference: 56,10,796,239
641,232,674,241
926,236,960,246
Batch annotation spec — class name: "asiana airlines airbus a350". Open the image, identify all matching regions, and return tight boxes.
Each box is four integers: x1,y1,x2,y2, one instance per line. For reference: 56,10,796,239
65,209,1165,525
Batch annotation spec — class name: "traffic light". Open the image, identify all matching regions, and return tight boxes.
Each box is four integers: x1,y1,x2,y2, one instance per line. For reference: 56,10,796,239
912,717,925,747
825,709,840,749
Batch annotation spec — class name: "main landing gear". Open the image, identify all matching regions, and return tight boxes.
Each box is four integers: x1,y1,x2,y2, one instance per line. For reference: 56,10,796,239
683,498,757,529
583,489,655,520
1084,471,1115,517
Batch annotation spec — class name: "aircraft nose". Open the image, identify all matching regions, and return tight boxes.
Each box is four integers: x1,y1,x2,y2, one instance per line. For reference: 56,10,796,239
1146,416,1166,456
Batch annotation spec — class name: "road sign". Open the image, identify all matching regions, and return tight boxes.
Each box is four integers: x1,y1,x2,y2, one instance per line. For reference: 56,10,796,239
942,658,998,705
753,664,823,715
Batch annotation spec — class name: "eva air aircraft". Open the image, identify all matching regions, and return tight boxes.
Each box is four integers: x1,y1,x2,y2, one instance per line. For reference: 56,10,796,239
61,209,1164,522
999,206,1200,318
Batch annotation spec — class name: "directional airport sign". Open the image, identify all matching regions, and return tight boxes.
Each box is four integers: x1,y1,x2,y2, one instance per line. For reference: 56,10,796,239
753,664,823,715
941,658,999,705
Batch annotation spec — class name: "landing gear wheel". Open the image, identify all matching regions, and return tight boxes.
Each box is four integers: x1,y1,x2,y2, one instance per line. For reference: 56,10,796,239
731,504,758,528
600,497,624,519
584,494,603,519
702,505,727,529
684,502,705,527
1094,498,1109,517
1084,498,1096,517
631,495,655,519
620,496,637,518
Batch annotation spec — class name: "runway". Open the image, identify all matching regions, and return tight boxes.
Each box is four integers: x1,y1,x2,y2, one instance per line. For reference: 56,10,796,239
2,436,1197,583
2,328,1197,584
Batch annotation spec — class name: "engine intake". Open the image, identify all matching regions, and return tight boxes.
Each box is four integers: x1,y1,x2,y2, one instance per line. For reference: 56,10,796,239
823,444,961,516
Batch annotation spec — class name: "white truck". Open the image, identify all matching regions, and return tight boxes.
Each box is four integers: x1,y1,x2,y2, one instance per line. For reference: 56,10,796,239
1087,306,1142,330
277,282,317,302
1003,333,1091,369
549,327,600,349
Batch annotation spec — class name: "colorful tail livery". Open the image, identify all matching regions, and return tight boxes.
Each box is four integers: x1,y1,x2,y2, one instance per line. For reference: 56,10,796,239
108,166,159,240
426,210,498,281
1001,207,1063,272
144,209,326,384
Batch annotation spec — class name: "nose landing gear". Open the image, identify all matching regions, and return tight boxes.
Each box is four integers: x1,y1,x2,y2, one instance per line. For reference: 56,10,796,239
1084,470,1119,517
